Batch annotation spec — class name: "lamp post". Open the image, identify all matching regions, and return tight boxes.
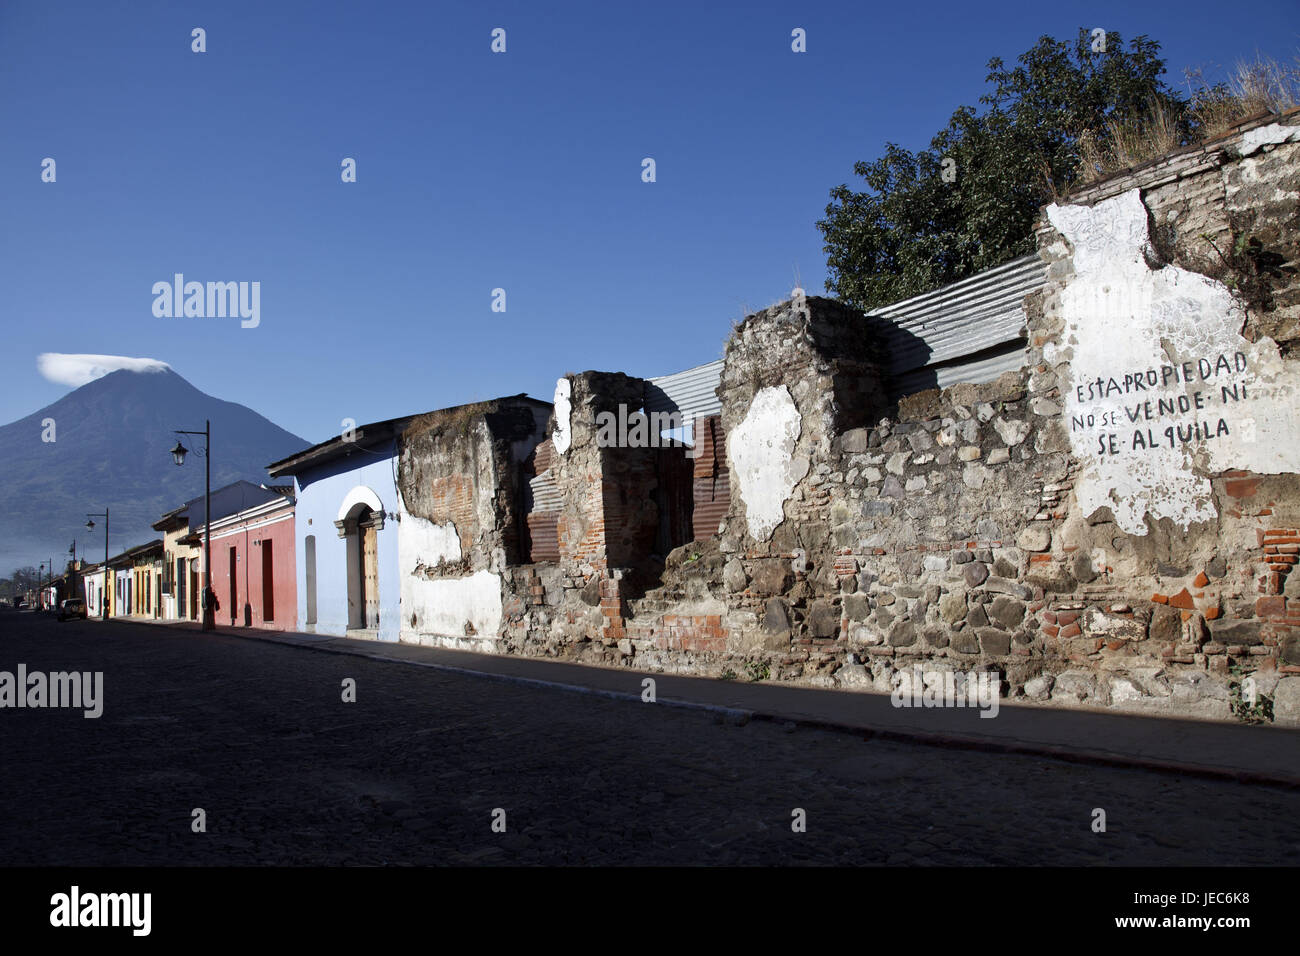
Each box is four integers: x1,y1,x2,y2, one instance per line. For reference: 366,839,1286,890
171,420,214,631
86,509,109,619
39,562,45,610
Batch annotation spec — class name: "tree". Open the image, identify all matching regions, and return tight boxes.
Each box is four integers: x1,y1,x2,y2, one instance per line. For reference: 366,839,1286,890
2,566,42,601
818,29,1191,311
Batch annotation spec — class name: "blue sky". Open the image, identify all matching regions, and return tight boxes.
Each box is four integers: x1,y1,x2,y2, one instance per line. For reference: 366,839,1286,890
2,0,1296,444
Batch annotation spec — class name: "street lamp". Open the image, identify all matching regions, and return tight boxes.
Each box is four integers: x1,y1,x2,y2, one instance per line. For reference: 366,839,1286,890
86,509,109,619
172,420,214,631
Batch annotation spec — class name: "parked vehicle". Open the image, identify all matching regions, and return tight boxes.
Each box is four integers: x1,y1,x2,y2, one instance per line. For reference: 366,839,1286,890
58,598,88,621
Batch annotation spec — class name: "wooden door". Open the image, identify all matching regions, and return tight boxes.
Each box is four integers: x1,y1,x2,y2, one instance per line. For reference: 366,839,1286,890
362,523,379,629
261,541,275,623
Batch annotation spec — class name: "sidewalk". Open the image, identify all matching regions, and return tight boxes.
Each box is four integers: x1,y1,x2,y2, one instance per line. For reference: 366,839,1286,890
112,616,1300,788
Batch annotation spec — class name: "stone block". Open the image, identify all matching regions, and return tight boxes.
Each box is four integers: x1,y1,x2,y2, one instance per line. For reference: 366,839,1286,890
993,417,1030,446
889,620,918,647
750,560,793,597
1023,674,1054,700
978,628,1012,656
842,593,871,621
1274,677,1300,727
1017,526,1052,552
1208,620,1263,646
939,589,967,624
841,428,869,453
808,600,840,639
723,558,748,593
989,596,1026,628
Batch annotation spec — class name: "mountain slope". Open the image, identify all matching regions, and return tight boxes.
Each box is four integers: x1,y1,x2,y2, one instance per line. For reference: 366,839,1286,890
0,367,309,572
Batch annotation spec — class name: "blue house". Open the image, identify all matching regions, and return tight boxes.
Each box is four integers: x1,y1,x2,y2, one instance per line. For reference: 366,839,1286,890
267,417,412,642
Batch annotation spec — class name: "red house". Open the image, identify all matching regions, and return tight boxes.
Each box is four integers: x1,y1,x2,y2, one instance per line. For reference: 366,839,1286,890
205,484,297,630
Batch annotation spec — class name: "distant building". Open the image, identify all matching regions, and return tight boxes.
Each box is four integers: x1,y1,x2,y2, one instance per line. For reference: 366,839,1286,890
153,480,292,626
204,485,296,630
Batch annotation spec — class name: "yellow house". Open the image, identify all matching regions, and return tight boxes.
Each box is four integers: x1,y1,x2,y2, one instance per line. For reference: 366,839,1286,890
154,505,202,621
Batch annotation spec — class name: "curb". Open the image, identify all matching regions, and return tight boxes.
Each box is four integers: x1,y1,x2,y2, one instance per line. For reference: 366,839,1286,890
104,617,1300,791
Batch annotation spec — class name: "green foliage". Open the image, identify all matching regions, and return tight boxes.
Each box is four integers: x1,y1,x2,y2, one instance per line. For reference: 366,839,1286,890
818,29,1192,310
745,660,770,682
718,667,738,681
1227,661,1274,724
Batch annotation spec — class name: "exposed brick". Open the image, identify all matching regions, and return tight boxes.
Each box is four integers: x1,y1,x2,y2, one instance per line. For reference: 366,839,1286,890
1258,596,1286,618
1151,593,1169,604
1169,588,1195,610
1224,477,1261,498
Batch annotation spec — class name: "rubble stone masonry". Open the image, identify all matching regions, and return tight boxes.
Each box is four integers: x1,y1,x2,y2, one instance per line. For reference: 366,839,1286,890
406,112,1300,725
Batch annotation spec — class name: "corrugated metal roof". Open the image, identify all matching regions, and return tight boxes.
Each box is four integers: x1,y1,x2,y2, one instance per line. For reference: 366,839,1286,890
890,343,1031,398
644,255,1042,415
646,359,724,423
865,253,1044,394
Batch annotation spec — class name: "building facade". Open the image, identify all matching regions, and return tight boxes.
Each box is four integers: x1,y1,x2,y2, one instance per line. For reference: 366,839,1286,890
268,418,409,641
204,488,296,630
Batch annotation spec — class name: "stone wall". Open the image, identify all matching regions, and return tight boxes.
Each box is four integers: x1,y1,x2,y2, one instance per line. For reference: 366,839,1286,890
399,112,1300,725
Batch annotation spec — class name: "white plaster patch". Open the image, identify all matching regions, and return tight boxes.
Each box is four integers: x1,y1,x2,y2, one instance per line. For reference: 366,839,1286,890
402,569,502,640
729,386,807,540
552,377,572,455
400,513,462,567
1047,188,1300,535
1238,123,1300,156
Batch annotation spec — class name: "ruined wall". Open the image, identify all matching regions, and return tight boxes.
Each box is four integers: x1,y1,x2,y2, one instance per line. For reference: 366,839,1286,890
666,111,1300,723
397,400,548,651
469,113,1300,725
1019,113,1300,720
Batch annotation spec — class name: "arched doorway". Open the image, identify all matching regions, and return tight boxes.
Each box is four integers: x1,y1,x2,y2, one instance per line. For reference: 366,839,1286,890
336,489,384,632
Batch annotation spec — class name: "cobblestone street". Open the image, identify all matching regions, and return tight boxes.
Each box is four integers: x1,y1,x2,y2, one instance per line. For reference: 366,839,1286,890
1,612,1296,866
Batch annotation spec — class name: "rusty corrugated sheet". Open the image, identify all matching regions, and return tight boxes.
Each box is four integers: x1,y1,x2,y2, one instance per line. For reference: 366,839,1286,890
523,438,561,562
693,474,729,540
525,513,560,563
691,416,729,540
